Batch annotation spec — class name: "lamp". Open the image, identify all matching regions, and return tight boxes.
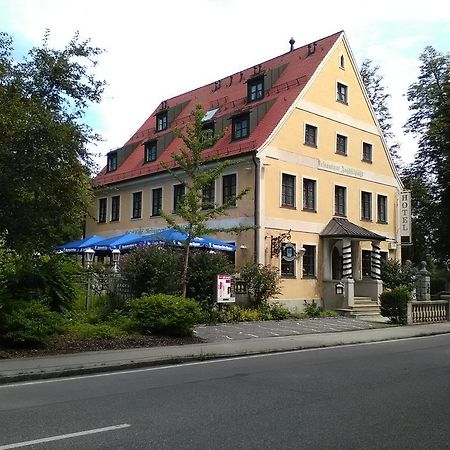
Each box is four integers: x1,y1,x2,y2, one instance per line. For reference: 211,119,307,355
84,247,95,268
335,282,344,295
111,249,121,272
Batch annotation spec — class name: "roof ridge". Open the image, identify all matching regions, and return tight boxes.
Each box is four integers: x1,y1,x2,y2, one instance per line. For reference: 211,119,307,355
155,31,344,107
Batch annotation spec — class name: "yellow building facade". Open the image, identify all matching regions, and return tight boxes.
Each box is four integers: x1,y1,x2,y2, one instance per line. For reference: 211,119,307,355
86,32,403,312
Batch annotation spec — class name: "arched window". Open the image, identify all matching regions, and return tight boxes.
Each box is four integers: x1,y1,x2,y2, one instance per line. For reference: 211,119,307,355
339,54,345,69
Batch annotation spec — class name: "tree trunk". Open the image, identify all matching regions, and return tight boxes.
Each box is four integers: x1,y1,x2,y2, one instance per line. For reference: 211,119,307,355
181,235,192,297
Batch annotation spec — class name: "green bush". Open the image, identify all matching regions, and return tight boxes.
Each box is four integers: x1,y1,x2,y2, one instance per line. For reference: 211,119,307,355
120,246,183,298
266,303,291,320
379,287,411,325
186,250,234,306
302,300,337,318
380,259,416,292
1,300,61,347
131,294,202,337
206,302,291,323
2,253,81,312
240,262,282,305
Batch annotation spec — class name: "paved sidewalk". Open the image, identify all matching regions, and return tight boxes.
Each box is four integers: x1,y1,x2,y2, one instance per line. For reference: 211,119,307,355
1,320,450,384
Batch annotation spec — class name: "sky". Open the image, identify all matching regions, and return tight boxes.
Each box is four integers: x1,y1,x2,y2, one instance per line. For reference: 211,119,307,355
1,0,449,172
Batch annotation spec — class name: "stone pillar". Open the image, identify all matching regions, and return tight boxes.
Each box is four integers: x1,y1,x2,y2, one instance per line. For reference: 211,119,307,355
371,240,381,280
342,238,353,278
344,278,355,308
416,261,431,301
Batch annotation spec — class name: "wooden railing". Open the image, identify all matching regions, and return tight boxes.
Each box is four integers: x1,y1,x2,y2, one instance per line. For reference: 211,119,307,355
407,300,449,325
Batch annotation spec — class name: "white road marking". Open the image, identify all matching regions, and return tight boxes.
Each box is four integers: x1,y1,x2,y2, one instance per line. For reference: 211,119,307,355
1,334,448,389
0,424,130,449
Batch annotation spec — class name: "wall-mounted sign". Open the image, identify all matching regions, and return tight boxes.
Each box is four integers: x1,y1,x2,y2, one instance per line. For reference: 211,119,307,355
400,191,411,243
216,274,235,303
318,160,364,178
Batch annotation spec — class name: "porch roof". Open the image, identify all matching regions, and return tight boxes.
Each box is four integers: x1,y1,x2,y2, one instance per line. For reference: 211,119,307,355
320,218,386,241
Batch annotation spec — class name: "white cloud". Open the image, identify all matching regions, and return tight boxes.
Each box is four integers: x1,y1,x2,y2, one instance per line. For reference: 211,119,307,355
1,0,448,168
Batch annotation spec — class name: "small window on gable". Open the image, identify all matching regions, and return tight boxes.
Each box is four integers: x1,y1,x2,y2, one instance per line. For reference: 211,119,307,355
339,54,345,69
247,75,264,102
156,111,168,132
362,142,373,162
232,114,250,140
144,140,157,163
337,82,348,104
107,151,118,172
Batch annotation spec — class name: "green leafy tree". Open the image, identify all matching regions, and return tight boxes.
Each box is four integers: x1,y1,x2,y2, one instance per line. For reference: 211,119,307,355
401,165,438,263
360,59,400,166
404,46,450,260
0,31,105,253
160,104,252,297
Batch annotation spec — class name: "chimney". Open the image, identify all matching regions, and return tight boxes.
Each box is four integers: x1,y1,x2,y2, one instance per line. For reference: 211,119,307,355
289,37,295,52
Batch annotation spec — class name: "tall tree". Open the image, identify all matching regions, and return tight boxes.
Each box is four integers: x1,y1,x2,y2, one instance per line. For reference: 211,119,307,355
360,59,400,166
160,104,252,297
405,46,450,260
0,31,105,253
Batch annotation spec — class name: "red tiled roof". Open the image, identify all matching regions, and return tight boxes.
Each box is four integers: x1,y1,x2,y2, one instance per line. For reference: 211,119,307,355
95,31,343,185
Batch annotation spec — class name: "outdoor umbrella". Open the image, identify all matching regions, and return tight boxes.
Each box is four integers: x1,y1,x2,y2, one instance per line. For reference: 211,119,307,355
56,235,106,254
93,232,141,251
149,228,236,252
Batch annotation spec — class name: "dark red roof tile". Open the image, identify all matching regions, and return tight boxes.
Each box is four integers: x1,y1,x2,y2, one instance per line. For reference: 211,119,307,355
95,31,343,185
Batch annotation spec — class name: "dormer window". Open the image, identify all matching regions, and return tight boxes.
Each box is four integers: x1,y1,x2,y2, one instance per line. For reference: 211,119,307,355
247,76,264,102
107,151,118,172
232,113,250,140
144,140,157,163
156,111,168,132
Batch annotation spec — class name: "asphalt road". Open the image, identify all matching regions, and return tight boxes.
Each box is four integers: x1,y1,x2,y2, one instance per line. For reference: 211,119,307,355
1,334,450,449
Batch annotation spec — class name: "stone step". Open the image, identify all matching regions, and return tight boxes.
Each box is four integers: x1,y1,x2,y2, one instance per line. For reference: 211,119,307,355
354,297,375,303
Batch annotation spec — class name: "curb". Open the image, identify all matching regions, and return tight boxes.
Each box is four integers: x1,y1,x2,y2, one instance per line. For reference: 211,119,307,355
1,325,449,385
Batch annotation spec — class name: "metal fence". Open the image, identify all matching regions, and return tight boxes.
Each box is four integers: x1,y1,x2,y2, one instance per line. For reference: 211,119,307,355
73,274,133,311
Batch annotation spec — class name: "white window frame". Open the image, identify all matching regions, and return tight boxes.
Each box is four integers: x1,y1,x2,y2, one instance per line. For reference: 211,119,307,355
221,171,238,206
333,183,348,217
376,192,389,224
301,176,318,213
131,190,143,220
335,132,348,156
304,122,319,147
360,189,373,221
280,241,297,278
280,172,297,208
150,186,164,217
336,80,349,104
362,140,373,163
110,195,121,222
301,243,317,279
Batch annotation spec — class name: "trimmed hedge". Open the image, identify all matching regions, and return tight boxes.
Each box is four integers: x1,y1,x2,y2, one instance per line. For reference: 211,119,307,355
379,287,411,325
131,294,202,337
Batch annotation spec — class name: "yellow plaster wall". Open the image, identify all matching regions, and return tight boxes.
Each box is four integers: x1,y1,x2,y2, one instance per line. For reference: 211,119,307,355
86,162,256,261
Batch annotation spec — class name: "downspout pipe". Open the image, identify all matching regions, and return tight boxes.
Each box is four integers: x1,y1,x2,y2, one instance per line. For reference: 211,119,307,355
252,154,261,264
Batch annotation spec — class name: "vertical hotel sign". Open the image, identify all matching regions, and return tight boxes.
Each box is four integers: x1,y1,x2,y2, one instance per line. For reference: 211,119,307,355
400,191,411,243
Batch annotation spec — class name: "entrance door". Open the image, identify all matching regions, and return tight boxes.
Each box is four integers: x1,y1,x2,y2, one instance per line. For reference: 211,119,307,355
332,245,343,280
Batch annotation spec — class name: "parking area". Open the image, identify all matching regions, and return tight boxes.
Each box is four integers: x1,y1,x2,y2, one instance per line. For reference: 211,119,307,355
195,317,388,342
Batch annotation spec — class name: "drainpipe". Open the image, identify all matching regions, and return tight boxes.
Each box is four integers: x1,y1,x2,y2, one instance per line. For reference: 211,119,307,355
252,155,261,264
